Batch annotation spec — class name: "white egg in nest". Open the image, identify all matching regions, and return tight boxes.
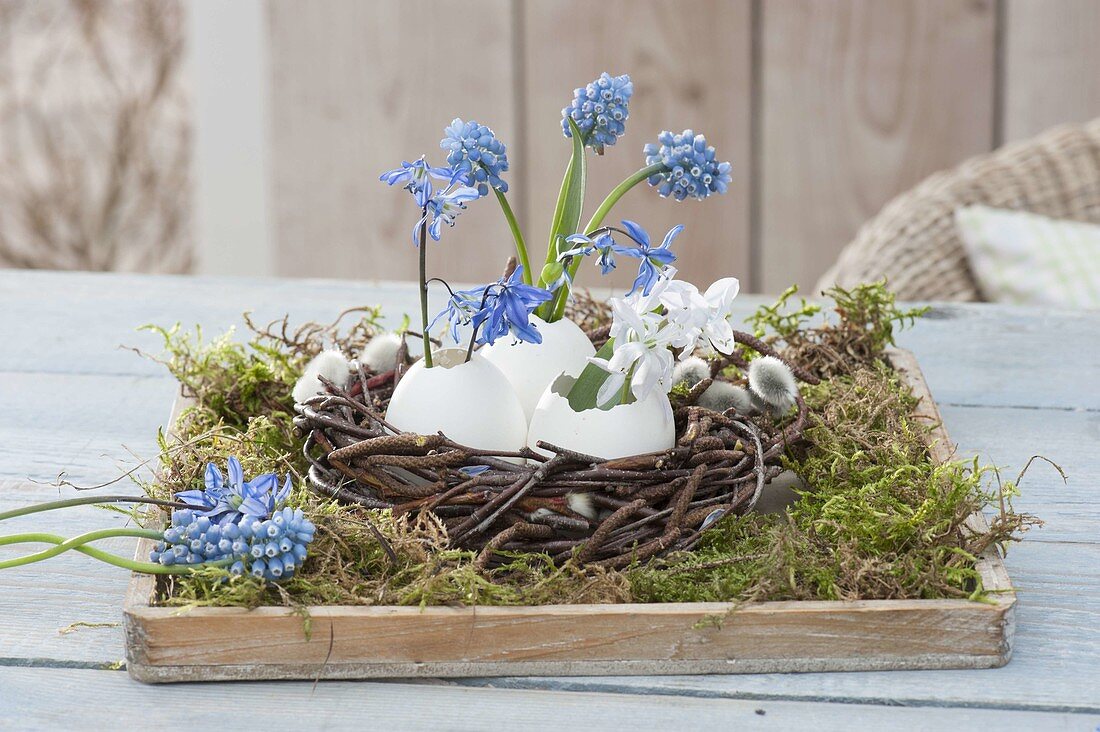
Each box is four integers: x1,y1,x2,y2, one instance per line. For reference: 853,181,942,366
526,374,676,460
479,315,596,421
385,347,527,453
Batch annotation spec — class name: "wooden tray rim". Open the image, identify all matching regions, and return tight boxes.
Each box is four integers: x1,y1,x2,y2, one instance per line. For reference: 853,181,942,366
123,348,1015,681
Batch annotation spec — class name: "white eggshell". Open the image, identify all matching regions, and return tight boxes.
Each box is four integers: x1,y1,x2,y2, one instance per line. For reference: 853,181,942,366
385,347,527,452
480,315,596,420
526,375,676,460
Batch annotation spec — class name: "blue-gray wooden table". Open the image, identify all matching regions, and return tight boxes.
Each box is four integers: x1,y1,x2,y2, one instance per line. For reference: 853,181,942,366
1,270,1098,730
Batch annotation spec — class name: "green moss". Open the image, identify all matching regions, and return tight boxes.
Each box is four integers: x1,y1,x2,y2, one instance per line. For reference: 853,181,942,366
139,284,1036,608
631,363,1034,602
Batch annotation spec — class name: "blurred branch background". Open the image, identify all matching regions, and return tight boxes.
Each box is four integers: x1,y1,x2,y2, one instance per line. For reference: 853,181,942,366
0,0,191,272
1,0,1099,292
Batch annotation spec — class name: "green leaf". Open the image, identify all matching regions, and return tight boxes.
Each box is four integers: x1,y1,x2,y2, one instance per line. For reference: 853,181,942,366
566,339,620,412
546,117,587,270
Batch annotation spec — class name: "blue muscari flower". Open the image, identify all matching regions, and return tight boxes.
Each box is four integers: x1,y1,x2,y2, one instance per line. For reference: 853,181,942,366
615,220,682,296
562,72,633,152
643,130,732,201
238,507,316,581
151,503,316,583
440,118,509,197
560,232,632,276
176,457,292,526
471,266,554,345
379,155,456,195
413,179,481,245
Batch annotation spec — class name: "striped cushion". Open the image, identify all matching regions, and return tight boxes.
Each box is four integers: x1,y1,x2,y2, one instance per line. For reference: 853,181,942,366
954,205,1100,309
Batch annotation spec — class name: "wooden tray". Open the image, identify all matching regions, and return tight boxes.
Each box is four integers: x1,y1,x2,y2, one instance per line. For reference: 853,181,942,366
123,350,1015,682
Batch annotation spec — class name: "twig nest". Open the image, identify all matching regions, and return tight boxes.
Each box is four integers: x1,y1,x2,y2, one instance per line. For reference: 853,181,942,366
526,374,676,460
479,315,596,420
385,347,528,452
293,349,351,404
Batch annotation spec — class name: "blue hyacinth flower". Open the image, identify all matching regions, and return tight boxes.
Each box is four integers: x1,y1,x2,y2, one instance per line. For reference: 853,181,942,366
643,130,732,201
440,118,510,197
615,220,682,296
562,72,633,153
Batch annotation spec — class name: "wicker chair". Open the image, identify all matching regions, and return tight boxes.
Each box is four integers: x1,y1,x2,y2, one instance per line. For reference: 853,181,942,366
817,118,1100,301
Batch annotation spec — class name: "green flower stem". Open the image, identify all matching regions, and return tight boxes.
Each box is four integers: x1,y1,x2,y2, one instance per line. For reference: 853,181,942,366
583,163,665,237
418,205,433,368
0,495,187,523
619,365,636,406
548,163,666,322
493,188,532,285
0,527,197,573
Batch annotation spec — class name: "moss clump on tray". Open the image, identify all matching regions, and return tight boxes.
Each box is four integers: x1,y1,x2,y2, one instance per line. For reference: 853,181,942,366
139,283,1036,609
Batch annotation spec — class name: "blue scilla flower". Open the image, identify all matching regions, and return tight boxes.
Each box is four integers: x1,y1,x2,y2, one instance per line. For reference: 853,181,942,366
459,464,491,477
562,72,633,152
440,118,509,196
560,232,632,276
429,267,552,346
615,220,682,296
176,457,293,526
429,284,486,344
413,179,481,245
471,266,553,345
379,156,458,195
643,130,732,201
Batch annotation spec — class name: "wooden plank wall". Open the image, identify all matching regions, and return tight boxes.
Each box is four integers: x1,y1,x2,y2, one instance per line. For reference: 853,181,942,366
1002,0,1100,143
263,0,1100,293
521,0,752,292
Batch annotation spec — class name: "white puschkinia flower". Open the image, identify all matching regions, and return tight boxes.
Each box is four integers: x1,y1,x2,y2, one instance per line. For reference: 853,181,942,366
699,277,741,354
590,268,742,407
588,310,678,407
292,350,351,404
649,267,741,355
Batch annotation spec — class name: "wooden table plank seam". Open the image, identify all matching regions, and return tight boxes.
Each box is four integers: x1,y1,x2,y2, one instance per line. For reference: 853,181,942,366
450,678,1100,716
